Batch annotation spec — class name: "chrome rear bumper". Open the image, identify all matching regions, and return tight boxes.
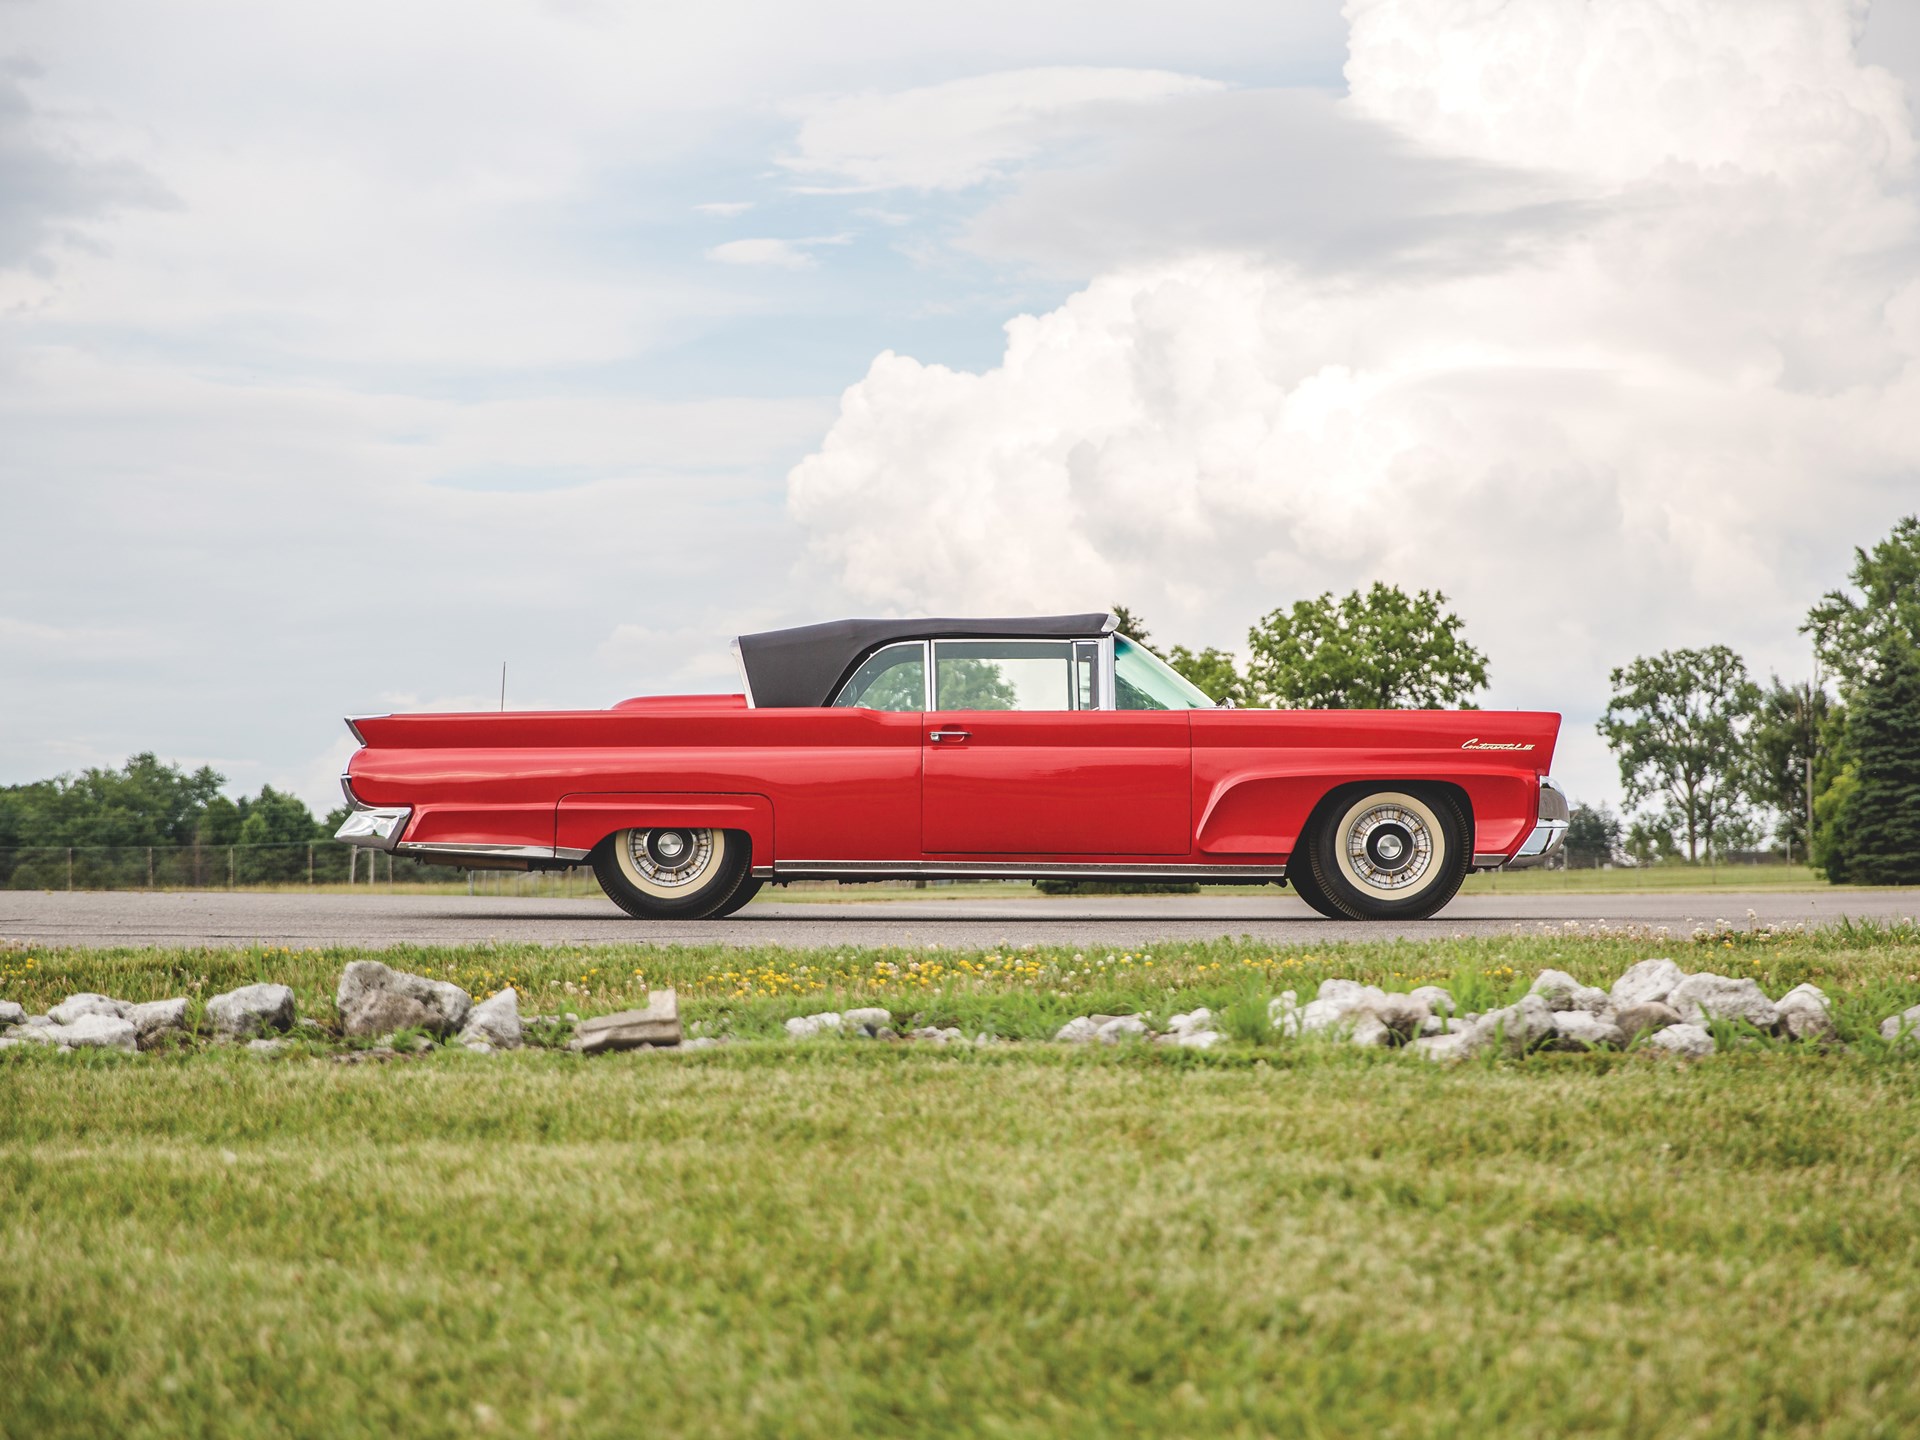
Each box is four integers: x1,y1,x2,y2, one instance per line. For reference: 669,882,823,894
335,805,411,852
335,772,410,852
1473,777,1569,870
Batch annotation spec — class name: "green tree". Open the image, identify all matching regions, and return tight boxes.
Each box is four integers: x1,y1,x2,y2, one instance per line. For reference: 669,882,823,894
1245,584,1488,709
1841,637,1920,885
1563,803,1622,869
1109,605,1151,645
1164,645,1247,706
933,658,1018,710
1599,647,1761,863
1747,677,1831,856
1804,515,1920,693
1624,811,1681,865
236,787,321,883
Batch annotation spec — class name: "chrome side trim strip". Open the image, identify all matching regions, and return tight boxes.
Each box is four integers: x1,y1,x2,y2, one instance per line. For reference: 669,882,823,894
730,638,756,709
750,864,776,879
771,860,1286,881
1472,852,1510,869
344,716,372,745
392,842,588,862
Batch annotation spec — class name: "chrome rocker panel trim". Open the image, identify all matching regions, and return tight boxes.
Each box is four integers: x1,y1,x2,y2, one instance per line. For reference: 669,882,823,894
390,841,592,870
770,859,1285,882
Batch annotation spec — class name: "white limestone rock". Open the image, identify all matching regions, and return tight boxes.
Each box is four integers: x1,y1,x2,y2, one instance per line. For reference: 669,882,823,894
1350,1015,1393,1048
0,999,27,1028
1471,994,1556,1057
1173,1029,1227,1049
1550,1010,1626,1050
207,983,297,1039
459,987,522,1050
49,993,129,1025
785,1012,843,1039
1530,970,1611,1014
1615,1002,1682,1040
910,1026,966,1044
1366,993,1432,1039
1054,1016,1100,1043
1667,974,1779,1031
61,1014,138,1052
1408,985,1456,1015
1878,1003,1920,1044
1097,1014,1150,1043
1167,1007,1213,1036
1775,984,1835,1043
1610,959,1687,1010
127,998,189,1049
1646,1023,1716,1058
1410,1032,1475,1062
336,961,470,1038
842,1007,893,1036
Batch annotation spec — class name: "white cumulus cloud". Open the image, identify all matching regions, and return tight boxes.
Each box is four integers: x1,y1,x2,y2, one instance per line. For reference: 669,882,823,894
787,0,1920,809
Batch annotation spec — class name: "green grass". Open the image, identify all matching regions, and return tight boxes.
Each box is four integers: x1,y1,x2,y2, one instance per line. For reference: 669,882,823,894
1458,862,1855,894
6,926,1920,1438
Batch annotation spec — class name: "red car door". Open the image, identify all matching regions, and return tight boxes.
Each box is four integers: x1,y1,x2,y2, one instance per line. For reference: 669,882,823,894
920,639,1191,855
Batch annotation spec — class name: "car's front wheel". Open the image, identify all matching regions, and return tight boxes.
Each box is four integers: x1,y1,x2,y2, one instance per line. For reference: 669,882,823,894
1305,787,1469,922
592,827,755,920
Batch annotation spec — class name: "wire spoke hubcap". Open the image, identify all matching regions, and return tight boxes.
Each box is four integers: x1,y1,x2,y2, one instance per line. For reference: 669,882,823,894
628,828,716,888
1344,805,1434,892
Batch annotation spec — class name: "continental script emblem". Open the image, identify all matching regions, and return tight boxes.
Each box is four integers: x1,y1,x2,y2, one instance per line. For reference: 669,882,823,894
1461,738,1535,751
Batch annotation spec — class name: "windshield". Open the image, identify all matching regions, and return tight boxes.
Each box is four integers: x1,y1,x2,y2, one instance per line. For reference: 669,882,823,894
1114,636,1216,710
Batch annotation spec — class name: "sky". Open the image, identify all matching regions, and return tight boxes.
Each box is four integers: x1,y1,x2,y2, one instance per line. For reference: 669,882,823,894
2,0,1918,824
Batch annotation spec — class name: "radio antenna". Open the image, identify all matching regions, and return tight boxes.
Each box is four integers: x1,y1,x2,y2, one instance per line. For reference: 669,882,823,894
500,662,507,712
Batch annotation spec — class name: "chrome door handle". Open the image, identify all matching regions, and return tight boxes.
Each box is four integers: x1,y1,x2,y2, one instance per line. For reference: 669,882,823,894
929,729,972,743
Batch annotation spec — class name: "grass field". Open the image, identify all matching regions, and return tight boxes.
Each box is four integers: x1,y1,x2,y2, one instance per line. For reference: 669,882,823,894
5,925,1920,1438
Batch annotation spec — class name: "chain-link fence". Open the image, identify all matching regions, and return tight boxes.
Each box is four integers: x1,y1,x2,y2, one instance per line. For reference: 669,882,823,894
0,842,545,890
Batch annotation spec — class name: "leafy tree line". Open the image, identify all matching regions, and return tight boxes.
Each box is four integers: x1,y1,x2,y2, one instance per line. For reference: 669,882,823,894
1117,584,1491,711
0,755,442,887
1125,519,1920,884
1588,516,1920,881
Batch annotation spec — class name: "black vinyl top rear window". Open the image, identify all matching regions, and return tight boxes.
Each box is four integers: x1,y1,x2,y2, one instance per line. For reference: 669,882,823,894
735,614,1115,709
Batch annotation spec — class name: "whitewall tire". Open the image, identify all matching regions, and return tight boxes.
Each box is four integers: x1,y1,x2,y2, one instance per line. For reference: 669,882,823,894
1306,787,1469,922
592,827,755,920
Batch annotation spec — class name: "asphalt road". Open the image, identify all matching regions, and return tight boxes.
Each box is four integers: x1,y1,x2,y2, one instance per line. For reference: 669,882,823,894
3,888,1917,949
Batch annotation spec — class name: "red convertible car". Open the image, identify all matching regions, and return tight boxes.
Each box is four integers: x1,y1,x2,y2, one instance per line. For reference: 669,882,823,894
336,613,1566,921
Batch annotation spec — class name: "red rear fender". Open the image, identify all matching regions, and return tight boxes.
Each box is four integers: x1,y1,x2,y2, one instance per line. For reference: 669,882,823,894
555,792,775,866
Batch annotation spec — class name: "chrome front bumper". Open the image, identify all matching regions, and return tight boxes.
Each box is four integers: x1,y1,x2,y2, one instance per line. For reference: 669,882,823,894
1474,777,1568,870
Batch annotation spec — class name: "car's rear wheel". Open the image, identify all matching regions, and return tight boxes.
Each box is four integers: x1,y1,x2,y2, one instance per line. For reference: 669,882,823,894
1284,853,1355,919
592,827,755,920
1306,787,1469,922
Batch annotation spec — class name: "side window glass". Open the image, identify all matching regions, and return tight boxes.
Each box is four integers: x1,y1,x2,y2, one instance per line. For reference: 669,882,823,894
1073,640,1101,710
832,642,926,711
1114,637,1215,710
935,641,1074,711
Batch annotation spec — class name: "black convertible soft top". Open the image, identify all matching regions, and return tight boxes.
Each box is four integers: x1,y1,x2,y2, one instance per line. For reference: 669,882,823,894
735,613,1117,708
